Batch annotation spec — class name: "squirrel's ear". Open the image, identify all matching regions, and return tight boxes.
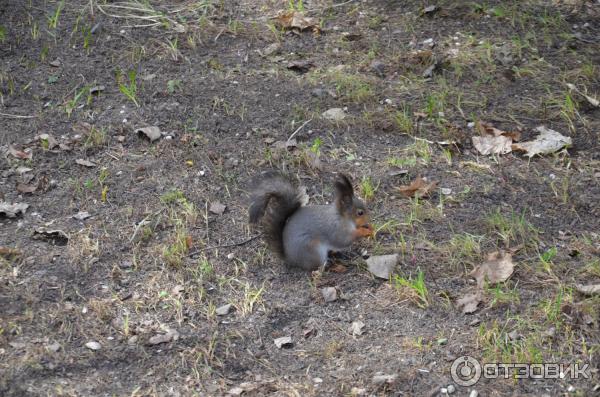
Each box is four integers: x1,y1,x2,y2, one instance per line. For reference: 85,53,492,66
334,174,354,214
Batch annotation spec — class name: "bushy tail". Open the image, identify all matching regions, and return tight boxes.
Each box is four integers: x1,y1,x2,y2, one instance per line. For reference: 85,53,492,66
248,172,302,258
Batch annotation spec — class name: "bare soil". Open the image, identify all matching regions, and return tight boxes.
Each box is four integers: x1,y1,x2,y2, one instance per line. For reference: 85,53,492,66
1,1,599,396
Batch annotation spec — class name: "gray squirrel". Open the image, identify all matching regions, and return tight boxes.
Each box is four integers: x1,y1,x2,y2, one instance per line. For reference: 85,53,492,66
249,173,373,270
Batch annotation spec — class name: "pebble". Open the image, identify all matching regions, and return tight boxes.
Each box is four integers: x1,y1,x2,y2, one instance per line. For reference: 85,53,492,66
447,384,455,394
85,341,101,350
469,391,478,397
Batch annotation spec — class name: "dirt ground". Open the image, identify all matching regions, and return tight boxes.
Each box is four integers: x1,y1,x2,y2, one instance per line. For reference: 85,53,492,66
1,0,600,396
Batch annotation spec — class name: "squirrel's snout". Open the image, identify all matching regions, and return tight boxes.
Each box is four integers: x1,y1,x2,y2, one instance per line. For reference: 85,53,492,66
356,223,375,238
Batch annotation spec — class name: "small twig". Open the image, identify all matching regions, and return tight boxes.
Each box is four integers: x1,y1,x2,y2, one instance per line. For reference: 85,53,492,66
214,27,226,43
129,208,165,243
0,112,37,119
287,119,312,142
188,235,260,256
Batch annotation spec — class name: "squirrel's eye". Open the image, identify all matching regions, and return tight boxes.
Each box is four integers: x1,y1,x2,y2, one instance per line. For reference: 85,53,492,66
357,209,364,216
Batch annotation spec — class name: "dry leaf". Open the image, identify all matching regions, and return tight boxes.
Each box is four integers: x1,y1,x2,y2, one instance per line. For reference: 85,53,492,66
397,177,438,198
575,284,600,295
273,11,320,32
471,251,514,288
566,83,599,107
456,291,482,314
76,159,96,167
136,126,162,142
8,145,32,160
39,133,59,149
511,126,572,157
472,122,520,155
33,228,70,245
274,336,293,349
209,201,226,215
350,320,365,336
0,247,22,257
16,182,37,194
0,202,29,218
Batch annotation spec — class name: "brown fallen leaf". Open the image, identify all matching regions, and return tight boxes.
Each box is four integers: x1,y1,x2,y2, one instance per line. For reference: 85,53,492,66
575,284,600,295
471,251,515,289
8,145,32,160
456,291,482,314
0,247,22,258
273,11,320,33
16,182,37,194
511,126,572,158
397,177,438,198
287,59,314,73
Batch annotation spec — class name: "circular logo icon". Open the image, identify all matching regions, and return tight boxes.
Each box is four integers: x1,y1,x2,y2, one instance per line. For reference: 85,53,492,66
451,356,482,387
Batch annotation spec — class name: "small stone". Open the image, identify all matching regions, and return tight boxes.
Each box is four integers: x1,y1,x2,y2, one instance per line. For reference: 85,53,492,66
321,287,338,302
128,336,138,345
437,338,448,345
441,188,452,195
350,320,365,336
73,211,91,220
322,107,346,121
372,373,397,385
46,342,61,352
370,60,386,77
567,385,575,393
274,336,293,349
85,341,101,350
366,254,398,279
147,328,179,345
216,303,232,316
469,391,479,397
350,387,366,396
313,377,323,383
447,384,456,394
440,388,448,394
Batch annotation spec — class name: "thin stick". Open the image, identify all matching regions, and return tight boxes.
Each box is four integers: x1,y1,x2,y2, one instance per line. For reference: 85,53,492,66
287,119,312,142
0,112,37,119
188,235,260,256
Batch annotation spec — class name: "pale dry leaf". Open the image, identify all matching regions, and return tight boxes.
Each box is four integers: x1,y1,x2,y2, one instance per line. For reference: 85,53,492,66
456,291,482,314
472,121,520,155
274,336,293,348
136,126,162,142
0,202,29,218
397,177,438,198
575,284,600,295
39,133,59,149
273,11,320,32
566,83,599,107
472,135,513,155
511,126,572,157
76,159,96,167
471,251,514,289
350,320,366,336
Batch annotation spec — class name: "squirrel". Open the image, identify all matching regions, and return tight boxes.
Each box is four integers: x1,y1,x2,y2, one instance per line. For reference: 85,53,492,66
248,172,373,270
